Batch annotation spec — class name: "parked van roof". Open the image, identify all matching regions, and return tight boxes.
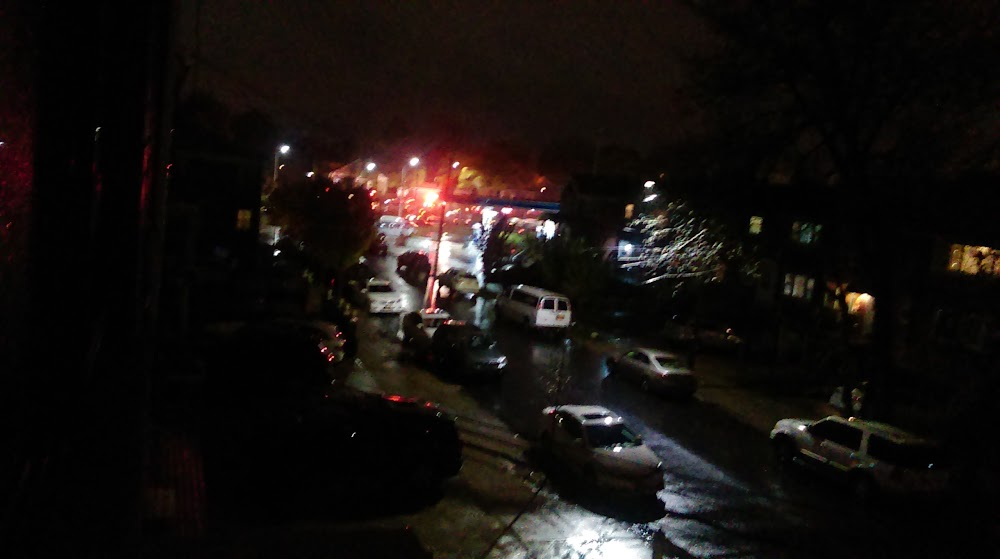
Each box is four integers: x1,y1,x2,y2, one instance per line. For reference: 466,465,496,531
512,285,569,299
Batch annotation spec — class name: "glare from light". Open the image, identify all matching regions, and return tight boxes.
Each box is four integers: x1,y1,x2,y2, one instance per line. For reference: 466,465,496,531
644,180,655,188
366,162,376,171
409,156,420,167
452,161,460,169
540,187,546,192
306,171,315,178
424,191,439,205
278,144,290,154
273,249,281,256
623,243,633,254
543,220,556,239
501,207,513,214
643,194,657,202
604,417,613,424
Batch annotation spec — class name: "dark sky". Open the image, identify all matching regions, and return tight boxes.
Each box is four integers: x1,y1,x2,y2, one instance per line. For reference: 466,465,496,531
181,0,710,152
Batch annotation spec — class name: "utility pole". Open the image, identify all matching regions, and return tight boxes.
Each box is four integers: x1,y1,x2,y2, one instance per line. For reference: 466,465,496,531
427,158,459,307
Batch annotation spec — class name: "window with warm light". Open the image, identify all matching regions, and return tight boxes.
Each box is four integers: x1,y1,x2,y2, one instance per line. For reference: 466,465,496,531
948,244,1000,277
624,203,634,219
236,209,252,230
783,273,815,299
749,216,763,235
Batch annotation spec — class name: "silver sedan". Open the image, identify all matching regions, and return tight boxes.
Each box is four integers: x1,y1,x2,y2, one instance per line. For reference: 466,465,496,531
605,346,697,399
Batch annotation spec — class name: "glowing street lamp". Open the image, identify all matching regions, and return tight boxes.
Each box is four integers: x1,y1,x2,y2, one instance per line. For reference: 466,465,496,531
399,156,420,217
365,161,377,172
273,144,291,184
644,180,656,188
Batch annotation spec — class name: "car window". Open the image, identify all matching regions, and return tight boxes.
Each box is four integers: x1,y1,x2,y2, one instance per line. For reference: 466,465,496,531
542,298,556,310
585,423,642,448
557,299,569,311
810,420,862,450
651,354,683,369
368,284,393,293
557,414,583,439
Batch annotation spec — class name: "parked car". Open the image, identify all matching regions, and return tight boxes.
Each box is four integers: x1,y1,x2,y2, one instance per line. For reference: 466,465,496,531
361,278,406,314
770,415,950,500
397,250,431,286
429,321,507,380
662,315,745,354
398,308,451,355
202,383,463,499
378,215,416,236
605,347,697,399
538,405,664,495
438,268,480,298
366,232,389,257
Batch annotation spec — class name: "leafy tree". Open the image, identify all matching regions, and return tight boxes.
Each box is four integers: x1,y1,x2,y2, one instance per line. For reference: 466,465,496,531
684,0,1000,415
627,199,748,285
266,177,376,283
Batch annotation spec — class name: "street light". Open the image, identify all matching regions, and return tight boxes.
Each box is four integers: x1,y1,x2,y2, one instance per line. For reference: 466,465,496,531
398,156,420,218
365,162,377,172
644,180,656,188
273,144,290,184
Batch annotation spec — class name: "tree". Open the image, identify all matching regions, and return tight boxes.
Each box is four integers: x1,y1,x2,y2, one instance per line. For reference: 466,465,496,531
626,199,747,286
266,177,376,283
684,0,1000,416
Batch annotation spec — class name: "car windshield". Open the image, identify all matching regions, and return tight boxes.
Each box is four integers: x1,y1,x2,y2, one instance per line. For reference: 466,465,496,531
585,423,642,448
651,354,683,369
368,284,393,293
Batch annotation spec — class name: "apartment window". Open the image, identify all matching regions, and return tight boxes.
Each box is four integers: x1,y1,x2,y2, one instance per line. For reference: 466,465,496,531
791,221,822,245
783,273,815,299
624,203,635,220
749,216,763,235
236,209,252,231
948,244,1000,277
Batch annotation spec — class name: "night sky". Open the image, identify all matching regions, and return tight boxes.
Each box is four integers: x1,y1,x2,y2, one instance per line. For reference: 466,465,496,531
181,0,709,151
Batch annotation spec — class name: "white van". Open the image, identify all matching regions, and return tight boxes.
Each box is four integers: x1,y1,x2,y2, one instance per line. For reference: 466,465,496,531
495,285,572,331
377,215,415,236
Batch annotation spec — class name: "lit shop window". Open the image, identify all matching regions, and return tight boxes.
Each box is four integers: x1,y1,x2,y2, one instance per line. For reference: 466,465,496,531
783,274,815,299
749,216,763,235
791,221,822,244
948,244,1000,277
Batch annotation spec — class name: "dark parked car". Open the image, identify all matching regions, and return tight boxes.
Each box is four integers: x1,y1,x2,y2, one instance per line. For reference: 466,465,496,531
200,323,463,499
430,321,507,380
397,250,431,286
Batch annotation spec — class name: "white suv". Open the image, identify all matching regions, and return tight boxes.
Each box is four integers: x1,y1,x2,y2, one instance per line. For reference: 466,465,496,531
770,415,949,499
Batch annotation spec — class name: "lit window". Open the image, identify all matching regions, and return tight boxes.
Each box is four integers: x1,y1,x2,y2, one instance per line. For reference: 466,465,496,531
784,273,815,299
236,209,252,230
791,221,822,244
948,244,1000,277
624,203,635,219
749,216,763,235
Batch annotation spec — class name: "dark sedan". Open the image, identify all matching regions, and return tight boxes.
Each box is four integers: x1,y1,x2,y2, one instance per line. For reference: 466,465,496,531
430,321,507,381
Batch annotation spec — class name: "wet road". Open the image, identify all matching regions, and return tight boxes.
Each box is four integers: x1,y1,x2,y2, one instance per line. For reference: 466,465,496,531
350,232,978,558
